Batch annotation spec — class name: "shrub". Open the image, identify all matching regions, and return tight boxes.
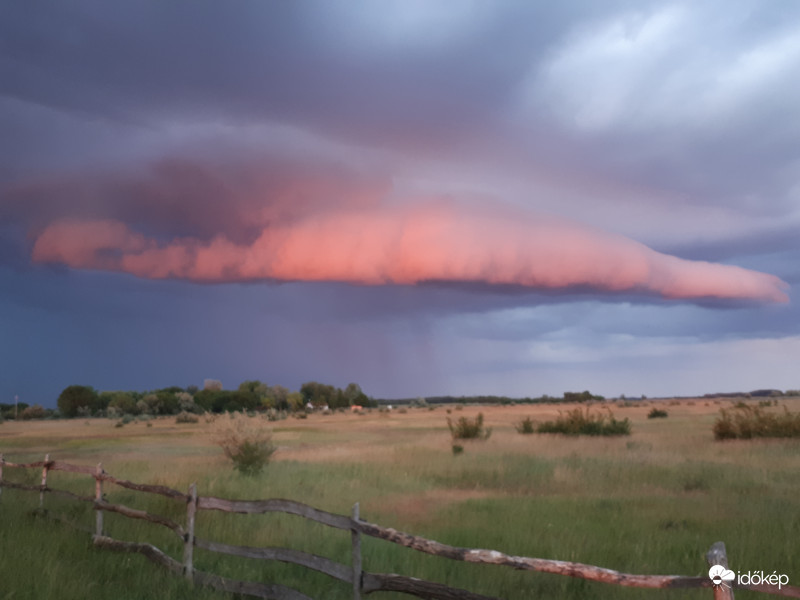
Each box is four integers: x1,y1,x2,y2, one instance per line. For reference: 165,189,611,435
213,414,276,475
447,413,492,440
647,408,669,419
175,412,199,424
713,405,800,440
451,444,464,455
515,416,535,434
536,408,631,436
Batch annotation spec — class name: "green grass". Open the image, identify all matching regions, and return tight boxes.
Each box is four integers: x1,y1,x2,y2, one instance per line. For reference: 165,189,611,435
1,406,799,599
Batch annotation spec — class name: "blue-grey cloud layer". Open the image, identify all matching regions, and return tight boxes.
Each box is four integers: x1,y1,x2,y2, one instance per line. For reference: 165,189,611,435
1,1,798,404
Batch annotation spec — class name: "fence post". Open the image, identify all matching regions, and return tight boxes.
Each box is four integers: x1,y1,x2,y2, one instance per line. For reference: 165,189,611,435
351,502,362,600
95,463,104,537
0,453,4,500
39,454,50,508
183,483,197,581
706,541,735,600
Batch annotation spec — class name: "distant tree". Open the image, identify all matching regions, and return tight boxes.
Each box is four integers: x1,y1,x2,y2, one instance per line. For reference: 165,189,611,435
239,380,268,397
193,389,259,413
141,393,162,415
176,391,201,413
58,385,99,418
98,391,115,412
108,392,138,415
344,383,363,403
20,404,47,420
330,388,348,409
300,381,336,407
223,390,260,412
264,385,290,410
563,391,604,403
149,386,183,396
155,389,181,414
204,379,223,391
186,384,199,395
287,391,304,412
193,389,219,413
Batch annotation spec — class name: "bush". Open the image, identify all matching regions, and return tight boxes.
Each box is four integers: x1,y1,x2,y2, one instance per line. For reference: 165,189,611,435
175,412,199,424
213,414,276,475
713,405,800,440
447,413,492,440
647,408,669,419
451,444,464,455
515,416,535,434
536,408,631,436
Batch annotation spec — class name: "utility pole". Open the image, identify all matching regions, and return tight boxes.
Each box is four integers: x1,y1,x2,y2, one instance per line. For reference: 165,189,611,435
14,395,18,419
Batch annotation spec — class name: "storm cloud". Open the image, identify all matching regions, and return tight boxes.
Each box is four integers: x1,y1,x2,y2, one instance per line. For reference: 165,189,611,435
2,1,799,404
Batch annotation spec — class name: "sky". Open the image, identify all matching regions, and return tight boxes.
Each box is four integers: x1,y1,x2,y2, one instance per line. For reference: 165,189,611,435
2,1,799,407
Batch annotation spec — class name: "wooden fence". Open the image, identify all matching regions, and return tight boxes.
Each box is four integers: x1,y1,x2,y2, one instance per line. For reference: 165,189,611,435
1,454,798,600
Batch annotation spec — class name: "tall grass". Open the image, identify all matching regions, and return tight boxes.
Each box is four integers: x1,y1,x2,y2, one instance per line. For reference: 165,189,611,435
713,404,800,440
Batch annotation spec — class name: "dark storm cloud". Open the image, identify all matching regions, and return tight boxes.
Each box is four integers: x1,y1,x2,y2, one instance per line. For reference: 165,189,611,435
2,1,799,405
4,0,799,228
1,2,653,152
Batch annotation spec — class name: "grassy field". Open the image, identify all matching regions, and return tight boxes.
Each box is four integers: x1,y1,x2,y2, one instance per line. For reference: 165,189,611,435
1,399,798,600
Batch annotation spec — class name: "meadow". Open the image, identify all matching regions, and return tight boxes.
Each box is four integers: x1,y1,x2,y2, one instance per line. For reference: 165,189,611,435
1,399,798,600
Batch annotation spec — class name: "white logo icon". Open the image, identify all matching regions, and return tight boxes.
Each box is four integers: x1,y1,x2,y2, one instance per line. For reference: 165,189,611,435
709,565,735,588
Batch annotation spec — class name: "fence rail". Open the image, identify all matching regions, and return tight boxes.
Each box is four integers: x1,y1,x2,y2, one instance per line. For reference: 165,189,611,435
1,453,798,600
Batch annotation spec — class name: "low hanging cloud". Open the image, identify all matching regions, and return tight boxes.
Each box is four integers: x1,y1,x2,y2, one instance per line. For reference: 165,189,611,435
30,200,789,303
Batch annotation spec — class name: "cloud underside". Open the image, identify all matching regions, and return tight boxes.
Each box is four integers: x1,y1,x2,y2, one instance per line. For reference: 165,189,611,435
31,202,789,303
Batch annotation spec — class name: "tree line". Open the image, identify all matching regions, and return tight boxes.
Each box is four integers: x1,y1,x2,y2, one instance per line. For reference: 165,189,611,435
1,380,375,420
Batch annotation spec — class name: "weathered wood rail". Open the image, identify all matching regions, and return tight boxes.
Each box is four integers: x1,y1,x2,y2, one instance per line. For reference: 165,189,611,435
1,453,798,600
